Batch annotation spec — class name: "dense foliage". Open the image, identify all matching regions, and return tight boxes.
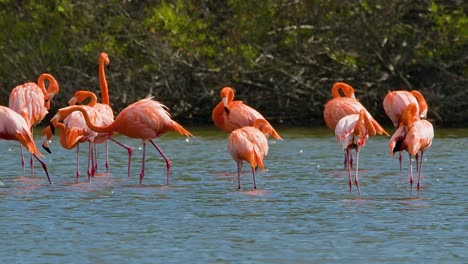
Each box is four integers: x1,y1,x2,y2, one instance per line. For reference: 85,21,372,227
0,0,466,127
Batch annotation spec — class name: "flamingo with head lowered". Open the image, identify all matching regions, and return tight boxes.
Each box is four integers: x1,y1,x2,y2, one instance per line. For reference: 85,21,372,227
51,98,193,184
389,103,434,194
323,82,389,169
335,109,377,195
0,106,52,184
212,86,282,140
227,119,277,190
383,90,428,171
9,73,60,173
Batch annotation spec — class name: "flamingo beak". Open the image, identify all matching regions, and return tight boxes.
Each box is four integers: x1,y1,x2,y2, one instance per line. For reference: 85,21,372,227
222,97,230,114
68,97,77,105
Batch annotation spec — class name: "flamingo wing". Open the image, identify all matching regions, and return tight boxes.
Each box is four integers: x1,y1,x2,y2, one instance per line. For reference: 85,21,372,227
9,83,48,128
324,98,364,130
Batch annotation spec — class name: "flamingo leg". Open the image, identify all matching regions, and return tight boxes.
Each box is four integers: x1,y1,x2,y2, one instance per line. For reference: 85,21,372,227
346,149,352,194
109,137,133,178
87,142,93,181
399,151,402,173
149,139,172,185
20,144,25,174
76,143,81,181
32,154,52,184
94,143,98,173
417,151,425,190
343,151,348,169
139,141,147,184
237,161,243,189
409,153,414,196
354,149,361,196
415,152,419,173
30,127,35,175
105,140,109,173
30,153,34,175
251,166,257,189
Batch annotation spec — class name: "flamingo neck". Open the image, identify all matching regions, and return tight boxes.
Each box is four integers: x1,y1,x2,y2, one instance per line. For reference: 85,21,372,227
59,106,114,134
331,82,355,98
411,90,428,118
99,55,110,105
37,73,59,110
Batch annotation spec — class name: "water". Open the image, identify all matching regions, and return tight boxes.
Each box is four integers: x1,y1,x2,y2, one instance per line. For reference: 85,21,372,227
0,127,467,263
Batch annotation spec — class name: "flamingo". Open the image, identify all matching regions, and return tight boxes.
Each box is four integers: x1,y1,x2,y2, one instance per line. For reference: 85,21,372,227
46,105,111,181
212,86,282,140
383,90,428,128
42,117,85,180
323,82,389,169
227,119,276,189
68,52,133,175
383,90,428,171
68,90,133,177
335,109,377,195
51,98,193,184
389,103,434,193
9,73,60,172
323,82,388,134
0,106,52,184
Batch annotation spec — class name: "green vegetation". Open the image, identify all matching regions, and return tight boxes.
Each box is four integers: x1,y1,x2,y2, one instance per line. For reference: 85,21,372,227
0,1,466,127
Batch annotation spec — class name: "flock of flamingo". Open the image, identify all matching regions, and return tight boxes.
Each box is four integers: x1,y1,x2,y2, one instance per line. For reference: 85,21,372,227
324,82,434,195
0,52,433,194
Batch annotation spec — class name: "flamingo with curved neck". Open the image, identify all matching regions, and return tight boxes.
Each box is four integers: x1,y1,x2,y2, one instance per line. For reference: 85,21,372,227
331,82,356,98
9,73,60,173
68,55,133,176
335,109,377,195
212,86,282,140
52,98,193,184
389,103,434,194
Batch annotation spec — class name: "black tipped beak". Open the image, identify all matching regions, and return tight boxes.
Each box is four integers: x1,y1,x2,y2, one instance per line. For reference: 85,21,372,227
42,145,52,154
224,107,230,115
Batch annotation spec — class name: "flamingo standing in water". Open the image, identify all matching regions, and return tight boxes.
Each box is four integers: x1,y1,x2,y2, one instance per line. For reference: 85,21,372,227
335,109,377,195
389,103,434,193
0,106,52,184
227,119,276,190
9,73,60,172
383,90,428,171
68,52,133,175
212,87,282,140
68,90,133,177
323,82,389,168
45,104,111,181
51,98,193,184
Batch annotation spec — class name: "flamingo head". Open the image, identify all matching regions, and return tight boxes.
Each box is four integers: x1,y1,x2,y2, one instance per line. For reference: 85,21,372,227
100,52,110,68
220,87,235,113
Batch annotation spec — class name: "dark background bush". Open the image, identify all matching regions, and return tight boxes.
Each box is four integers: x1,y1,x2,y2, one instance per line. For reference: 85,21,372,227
1,1,466,127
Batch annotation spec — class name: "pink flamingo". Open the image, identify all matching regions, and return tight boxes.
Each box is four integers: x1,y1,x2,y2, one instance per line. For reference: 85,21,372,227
227,119,277,189
383,90,428,171
335,109,377,195
212,87,282,140
324,82,389,169
0,106,51,184
68,90,133,177
51,98,193,184
47,105,111,181
389,103,434,193
9,73,60,172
